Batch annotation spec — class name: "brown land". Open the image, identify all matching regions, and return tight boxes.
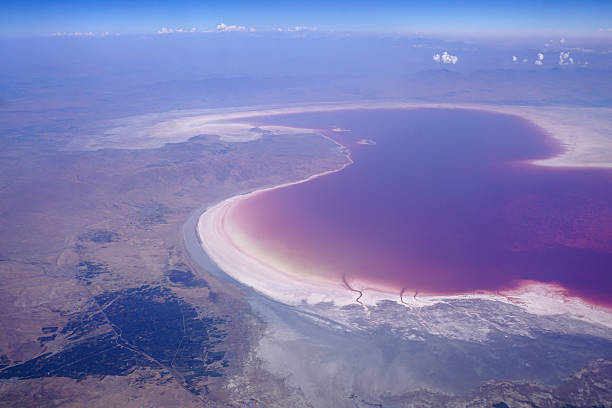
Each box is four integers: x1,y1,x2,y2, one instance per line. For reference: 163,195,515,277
0,127,347,407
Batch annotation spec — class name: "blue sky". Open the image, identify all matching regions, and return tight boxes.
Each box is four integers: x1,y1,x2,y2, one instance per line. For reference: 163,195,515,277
2,0,612,37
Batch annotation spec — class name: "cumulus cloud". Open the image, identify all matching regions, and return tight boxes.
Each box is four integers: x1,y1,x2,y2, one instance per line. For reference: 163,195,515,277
559,51,574,65
512,55,518,63
433,51,458,65
216,23,247,32
523,58,529,63
535,52,544,65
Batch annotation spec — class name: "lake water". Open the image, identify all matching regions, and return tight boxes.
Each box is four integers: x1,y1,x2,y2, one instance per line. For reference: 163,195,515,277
226,109,612,306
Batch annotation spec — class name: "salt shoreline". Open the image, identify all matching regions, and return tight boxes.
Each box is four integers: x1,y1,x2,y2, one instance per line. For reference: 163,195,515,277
196,103,612,328
80,101,612,170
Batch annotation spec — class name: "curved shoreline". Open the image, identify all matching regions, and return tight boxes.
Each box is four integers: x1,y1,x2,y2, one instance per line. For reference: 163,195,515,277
196,131,359,306
194,103,612,328
198,190,612,328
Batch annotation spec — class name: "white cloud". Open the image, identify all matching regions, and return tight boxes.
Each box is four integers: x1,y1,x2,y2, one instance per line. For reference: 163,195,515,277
216,23,247,32
559,51,574,65
560,38,566,44
249,27,256,32
512,55,517,63
433,51,458,65
535,52,544,65
522,58,529,63
157,27,173,34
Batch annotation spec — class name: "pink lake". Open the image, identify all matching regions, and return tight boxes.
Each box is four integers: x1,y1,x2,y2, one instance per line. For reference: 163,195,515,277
226,109,612,307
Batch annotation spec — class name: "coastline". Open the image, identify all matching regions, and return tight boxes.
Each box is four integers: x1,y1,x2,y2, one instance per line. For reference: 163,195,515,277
196,130,359,306
193,103,612,328
198,192,612,328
